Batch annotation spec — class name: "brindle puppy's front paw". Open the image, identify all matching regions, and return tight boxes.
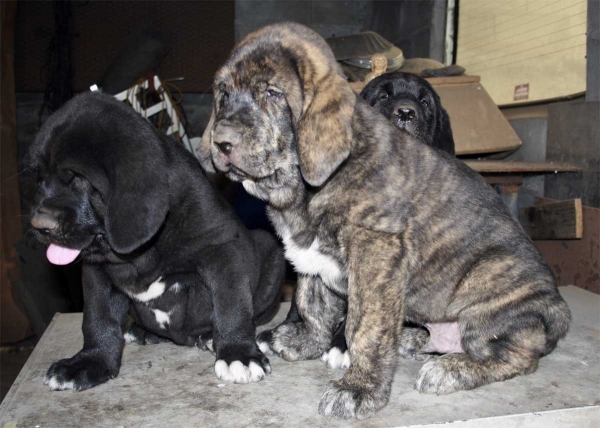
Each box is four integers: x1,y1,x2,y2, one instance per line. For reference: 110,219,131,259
44,352,116,391
214,342,271,384
256,324,326,361
318,380,387,420
398,327,434,361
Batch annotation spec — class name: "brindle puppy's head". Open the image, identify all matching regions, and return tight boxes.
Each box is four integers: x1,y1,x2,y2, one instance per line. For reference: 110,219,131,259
199,23,356,207
361,72,455,155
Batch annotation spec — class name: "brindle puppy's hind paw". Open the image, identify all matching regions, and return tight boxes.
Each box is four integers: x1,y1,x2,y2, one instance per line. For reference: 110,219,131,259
415,353,477,395
318,381,386,420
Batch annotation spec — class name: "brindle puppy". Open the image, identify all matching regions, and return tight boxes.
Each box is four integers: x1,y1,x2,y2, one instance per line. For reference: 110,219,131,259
361,72,456,155
199,22,570,420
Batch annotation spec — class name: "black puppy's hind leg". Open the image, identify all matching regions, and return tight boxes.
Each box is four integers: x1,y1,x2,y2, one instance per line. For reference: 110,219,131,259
45,265,130,391
124,322,171,345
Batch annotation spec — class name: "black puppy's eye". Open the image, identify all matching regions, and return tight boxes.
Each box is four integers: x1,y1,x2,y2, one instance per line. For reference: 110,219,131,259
59,169,75,184
266,88,284,99
420,98,429,107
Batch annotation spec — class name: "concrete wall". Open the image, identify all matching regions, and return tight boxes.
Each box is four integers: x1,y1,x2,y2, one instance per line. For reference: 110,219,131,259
587,0,599,102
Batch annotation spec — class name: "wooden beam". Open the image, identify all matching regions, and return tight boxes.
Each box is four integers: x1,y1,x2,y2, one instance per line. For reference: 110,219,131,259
519,199,583,240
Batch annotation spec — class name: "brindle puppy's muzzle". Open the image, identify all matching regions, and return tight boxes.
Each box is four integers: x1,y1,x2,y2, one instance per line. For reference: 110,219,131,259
211,119,245,173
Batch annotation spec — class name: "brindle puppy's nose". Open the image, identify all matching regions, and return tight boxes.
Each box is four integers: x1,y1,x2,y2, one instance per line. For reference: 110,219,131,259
397,107,416,123
212,121,242,157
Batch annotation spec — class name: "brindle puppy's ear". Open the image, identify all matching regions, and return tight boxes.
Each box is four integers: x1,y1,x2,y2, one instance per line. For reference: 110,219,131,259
105,128,169,254
198,110,217,173
296,68,355,187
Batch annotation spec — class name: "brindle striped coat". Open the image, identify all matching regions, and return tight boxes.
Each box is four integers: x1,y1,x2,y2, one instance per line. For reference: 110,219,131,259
199,22,570,420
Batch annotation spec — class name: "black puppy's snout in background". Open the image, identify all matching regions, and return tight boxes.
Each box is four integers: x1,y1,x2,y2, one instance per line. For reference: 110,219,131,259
396,106,416,123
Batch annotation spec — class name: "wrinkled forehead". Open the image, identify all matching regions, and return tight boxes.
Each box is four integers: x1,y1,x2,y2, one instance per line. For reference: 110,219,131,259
216,43,296,90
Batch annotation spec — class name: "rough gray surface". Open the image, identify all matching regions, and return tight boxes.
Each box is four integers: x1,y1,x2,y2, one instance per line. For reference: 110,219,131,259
1,286,599,427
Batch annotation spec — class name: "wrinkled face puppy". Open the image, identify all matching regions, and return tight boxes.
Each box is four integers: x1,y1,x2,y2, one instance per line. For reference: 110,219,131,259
361,72,455,155
199,24,356,207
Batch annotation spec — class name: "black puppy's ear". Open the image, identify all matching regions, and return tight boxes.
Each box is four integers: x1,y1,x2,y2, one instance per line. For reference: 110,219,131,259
105,130,169,254
434,105,456,156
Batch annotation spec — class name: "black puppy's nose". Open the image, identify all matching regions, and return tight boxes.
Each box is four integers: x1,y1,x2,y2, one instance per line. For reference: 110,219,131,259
216,142,233,155
397,107,416,123
31,209,58,232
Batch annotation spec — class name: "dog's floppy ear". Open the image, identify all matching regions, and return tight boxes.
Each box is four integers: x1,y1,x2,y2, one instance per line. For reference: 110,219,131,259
198,110,217,173
296,63,356,187
104,128,169,254
434,105,456,156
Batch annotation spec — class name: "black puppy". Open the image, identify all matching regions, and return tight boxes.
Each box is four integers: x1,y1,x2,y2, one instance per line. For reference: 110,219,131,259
361,71,455,155
28,92,285,391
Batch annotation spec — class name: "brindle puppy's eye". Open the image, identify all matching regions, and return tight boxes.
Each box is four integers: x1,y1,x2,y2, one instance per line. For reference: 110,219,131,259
420,98,429,107
266,88,284,100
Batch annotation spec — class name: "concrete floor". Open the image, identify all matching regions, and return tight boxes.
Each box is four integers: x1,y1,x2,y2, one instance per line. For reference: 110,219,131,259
1,286,598,427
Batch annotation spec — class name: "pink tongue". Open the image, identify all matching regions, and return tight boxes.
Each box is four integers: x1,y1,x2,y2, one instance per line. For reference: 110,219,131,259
46,244,82,265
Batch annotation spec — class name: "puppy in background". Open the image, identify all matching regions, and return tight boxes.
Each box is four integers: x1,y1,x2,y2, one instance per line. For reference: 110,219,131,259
361,71,455,155
29,93,285,391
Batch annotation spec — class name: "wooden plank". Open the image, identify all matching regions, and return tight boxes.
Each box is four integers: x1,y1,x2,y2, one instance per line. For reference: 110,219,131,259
518,199,583,240
425,75,481,86
465,160,581,174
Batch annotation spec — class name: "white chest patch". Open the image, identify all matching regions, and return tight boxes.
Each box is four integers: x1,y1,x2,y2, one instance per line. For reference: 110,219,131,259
152,308,171,329
132,277,166,302
280,229,343,287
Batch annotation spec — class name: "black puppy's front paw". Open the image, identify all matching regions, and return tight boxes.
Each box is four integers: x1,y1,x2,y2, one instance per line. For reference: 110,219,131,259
214,342,271,384
44,352,117,391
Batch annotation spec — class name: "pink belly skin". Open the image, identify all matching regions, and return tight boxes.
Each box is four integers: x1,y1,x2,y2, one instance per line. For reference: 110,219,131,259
422,322,464,354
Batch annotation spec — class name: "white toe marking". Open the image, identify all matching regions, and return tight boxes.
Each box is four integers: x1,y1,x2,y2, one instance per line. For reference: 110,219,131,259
45,375,75,391
152,309,171,329
123,332,137,343
132,277,165,302
257,340,273,356
206,339,214,352
321,347,350,369
170,282,182,293
214,360,265,383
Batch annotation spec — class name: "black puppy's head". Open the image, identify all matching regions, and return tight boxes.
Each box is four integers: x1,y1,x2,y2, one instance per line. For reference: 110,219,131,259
28,93,169,264
361,72,455,155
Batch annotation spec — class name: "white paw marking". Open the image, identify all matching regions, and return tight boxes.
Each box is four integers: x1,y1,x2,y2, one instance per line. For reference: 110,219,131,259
170,282,182,293
44,375,75,391
131,277,165,302
152,308,171,329
280,227,343,287
214,360,265,383
257,339,273,356
321,347,351,369
206,339,214,352
123,332,137,343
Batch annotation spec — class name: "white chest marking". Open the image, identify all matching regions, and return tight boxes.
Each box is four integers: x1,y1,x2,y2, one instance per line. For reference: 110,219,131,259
132,277,165,302
152,309,171,329
281,229,343,286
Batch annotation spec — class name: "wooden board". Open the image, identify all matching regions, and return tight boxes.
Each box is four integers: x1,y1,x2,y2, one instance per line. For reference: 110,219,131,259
519,199,583,240
464,160,581,174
